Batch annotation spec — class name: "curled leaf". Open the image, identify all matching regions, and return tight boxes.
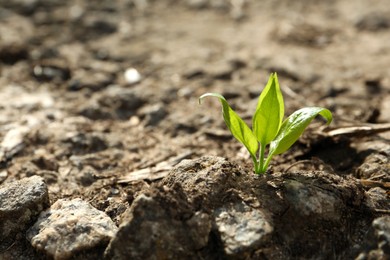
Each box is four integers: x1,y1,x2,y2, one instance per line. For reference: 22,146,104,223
269,107,332,156
199,93,259,159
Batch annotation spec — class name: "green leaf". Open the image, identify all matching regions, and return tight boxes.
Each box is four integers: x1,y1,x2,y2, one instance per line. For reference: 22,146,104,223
252,73,284,145
269,107,333,156
199,93,259,159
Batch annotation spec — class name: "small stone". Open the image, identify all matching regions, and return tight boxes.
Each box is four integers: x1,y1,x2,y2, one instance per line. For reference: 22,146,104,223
27,198,118,259
364,187,389,211
214,201,273,256
357,216,390,259
124,68,141,85
283,179,341,220
0,126,29,162
356,151,390,181
0,176,49,248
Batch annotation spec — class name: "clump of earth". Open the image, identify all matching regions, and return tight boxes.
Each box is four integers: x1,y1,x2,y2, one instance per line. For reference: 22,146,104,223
0,0,389,259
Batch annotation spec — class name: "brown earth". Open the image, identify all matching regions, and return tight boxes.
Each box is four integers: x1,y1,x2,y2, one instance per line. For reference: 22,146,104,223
0,0,389,259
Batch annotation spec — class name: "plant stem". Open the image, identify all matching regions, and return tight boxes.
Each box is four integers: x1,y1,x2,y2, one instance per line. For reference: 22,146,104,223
251,155,260,174
262,154,274,173
258,143,266,174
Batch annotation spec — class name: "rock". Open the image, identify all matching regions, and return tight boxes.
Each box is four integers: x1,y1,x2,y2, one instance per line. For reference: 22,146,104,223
283,179,342,220
364,187,389,212
0,176,49,249
356,150,390,181
27,198,118,260
214,201,273,257
105,185,212,259
356,216,390,259
278,171,365,258
0,126,29,162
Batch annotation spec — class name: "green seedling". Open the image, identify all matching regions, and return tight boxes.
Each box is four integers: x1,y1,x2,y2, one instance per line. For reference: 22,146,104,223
199,73,332,174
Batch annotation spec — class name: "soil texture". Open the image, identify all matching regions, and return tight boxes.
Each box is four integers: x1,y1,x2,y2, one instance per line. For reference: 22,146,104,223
0,0,389,259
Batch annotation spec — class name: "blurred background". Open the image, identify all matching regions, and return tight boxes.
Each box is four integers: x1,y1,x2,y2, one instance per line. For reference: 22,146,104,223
0,0,389,194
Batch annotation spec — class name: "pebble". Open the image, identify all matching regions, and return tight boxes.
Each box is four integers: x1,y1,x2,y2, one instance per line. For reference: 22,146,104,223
356,216,390,259
356,150,390,181
27,198,118,259
0,176,49,248
214,201,273,256
124,68,142,85
0,126,29,162
283,179,341,220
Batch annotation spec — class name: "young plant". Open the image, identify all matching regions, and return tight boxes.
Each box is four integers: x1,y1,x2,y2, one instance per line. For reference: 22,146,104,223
199,73,332,174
